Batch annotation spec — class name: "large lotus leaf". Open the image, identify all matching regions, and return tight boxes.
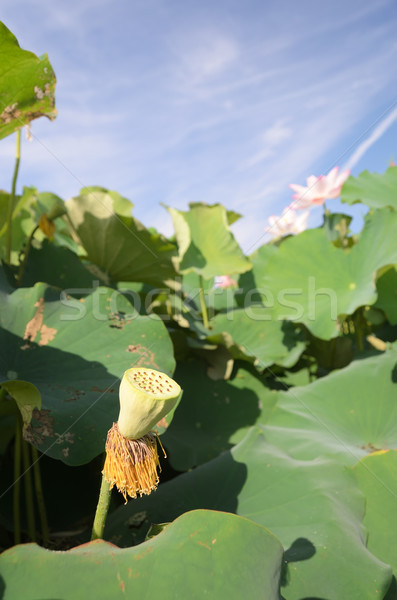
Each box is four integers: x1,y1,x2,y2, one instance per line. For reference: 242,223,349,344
0,187,72,264
12,187,65,228
341,167,397,210
0,280,175,465
306,333,353,371
208,308,305,370
353,451,397,580
247,208,397,339
205,285,242,314
375,265,397,325
162,359,277,470
105,428,392,599
181,247,275,316
0,510,284,600
264,350,397,465
241,244,278,288
20,239,98,289
167,203,251,279
276,365,312,387
81,185,135,217
0,190,33,263
0,22,56,140
0,380,41,428
66,188,178,286
235,244,279,309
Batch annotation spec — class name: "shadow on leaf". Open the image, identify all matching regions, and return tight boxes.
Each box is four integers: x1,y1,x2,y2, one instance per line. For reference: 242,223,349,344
280,537,316,589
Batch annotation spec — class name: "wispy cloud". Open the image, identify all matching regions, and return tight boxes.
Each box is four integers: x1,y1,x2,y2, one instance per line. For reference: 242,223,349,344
240,119,292,169
343,105,397,171
169,31,239,90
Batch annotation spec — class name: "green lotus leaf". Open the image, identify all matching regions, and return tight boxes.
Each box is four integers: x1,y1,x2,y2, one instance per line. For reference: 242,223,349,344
0,278,175,464
208,308,305,370
341,167,397,210
264,350,397,464
106,428,392,599
0,379,41,427
235,244,278,307
13,187,65,227
162,359,277,470
66,188,178,286
20,239,98,289
245,243,278,280
0,22,56,140
375,265,397,325
225,208,243,225
167,203,251,279
0,187,73,264
353,450,397,585
246,208,397,339
0,510,284,600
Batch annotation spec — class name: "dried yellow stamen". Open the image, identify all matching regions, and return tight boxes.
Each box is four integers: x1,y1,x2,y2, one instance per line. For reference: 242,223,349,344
38,214,56,239
102,422,165,503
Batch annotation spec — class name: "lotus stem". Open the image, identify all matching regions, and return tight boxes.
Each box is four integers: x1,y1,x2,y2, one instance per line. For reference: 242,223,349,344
13,418,22,545
6,129,21,264
31,446,49,545
199,275,209,329
91,473,112,541
17,225,39,285
21,438,36,541
355,308,364,352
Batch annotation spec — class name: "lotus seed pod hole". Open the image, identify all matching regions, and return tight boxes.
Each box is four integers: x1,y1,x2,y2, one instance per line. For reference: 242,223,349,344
127,368,180,398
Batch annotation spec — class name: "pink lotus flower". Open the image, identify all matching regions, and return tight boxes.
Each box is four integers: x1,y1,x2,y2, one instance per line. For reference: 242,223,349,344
266,207,309,239
289,166,350,209
214,275,238,289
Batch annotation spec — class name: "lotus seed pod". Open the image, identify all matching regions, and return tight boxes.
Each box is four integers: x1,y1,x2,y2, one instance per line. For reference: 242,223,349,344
117,367,181,440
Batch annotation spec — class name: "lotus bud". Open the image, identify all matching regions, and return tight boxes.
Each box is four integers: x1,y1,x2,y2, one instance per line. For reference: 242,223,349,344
103,368,181,502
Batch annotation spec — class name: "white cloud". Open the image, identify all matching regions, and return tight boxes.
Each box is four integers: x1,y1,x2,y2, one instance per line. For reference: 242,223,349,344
241,119,292,169
167,29,239,91
178,36,238,86
343,105,397,171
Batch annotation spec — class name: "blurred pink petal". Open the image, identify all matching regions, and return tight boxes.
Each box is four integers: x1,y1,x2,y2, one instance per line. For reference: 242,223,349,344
266,207,309,239
214,275,238,289
289,166,350,209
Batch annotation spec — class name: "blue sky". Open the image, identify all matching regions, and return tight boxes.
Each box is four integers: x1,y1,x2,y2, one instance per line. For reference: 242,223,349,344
1,0,396,252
